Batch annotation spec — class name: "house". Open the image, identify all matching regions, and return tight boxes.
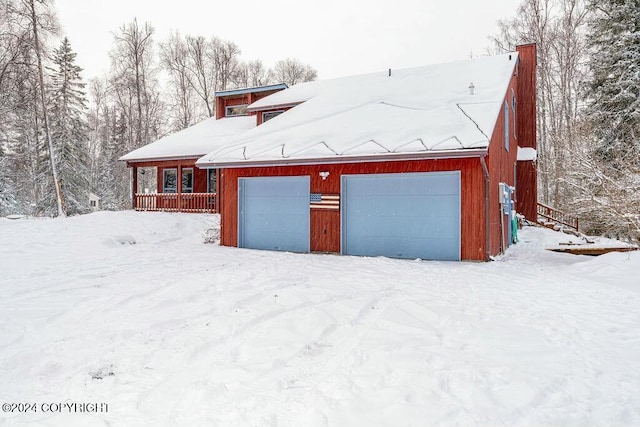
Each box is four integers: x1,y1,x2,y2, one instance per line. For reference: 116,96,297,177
119,84,288,212
89,192,102,212
195,44,538,261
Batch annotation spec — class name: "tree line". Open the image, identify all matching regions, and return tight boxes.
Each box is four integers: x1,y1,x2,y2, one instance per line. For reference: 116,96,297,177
491,0,639,242
0,0,317,215
1,0,638,243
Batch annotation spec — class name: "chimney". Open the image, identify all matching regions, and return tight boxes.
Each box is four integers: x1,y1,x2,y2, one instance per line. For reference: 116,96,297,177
515,43,538,223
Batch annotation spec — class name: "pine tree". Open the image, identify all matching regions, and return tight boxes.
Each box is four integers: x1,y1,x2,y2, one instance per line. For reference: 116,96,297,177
576,0,640,242
47,37,90,215
0,143,18,215
586,0,640,164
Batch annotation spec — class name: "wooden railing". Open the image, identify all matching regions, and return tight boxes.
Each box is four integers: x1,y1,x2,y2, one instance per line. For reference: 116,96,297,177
135,193,216,213
537,202,579,231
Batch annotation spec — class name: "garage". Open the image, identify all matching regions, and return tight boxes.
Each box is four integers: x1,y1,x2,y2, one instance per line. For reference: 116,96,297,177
341,172,461,261
238,176,310,253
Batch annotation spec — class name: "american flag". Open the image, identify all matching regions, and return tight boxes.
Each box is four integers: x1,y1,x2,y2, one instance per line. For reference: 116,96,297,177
310,193,340,210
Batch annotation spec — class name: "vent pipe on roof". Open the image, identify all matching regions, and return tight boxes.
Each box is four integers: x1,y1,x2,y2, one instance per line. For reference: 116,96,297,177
388,68,391,77
469,82,475,95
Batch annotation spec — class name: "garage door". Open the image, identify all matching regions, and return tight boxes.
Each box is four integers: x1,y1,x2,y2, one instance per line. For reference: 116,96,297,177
238,176,310,253
341,172,460,261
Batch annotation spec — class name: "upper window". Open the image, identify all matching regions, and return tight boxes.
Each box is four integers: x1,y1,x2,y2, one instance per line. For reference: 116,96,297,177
182,168,193,193
504,101,510,151
163,169,177,193
512,89,517,140
225,105,248,117
262,110,284,123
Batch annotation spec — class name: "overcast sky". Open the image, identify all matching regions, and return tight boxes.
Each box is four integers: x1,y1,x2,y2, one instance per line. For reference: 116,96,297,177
55,0,519,81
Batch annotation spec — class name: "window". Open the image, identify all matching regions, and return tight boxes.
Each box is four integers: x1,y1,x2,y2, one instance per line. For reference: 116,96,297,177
512,89,517,139
90,200,96,207
207,169,217,193
504,101,509,151
262,110,284,123
163,169,177,193
225,105,248,117
182,168,193,193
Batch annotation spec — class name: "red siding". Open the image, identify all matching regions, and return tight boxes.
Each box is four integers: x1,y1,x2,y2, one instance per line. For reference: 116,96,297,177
220,159,487,261
212,47,536,261
515,44,538,222
215,90,285,120
486,52,526,256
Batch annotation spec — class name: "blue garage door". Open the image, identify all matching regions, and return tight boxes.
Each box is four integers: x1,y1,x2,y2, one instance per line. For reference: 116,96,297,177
238,176,310,253
342,172,461,261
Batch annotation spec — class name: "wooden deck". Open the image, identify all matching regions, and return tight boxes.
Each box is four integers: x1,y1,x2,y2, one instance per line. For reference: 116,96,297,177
134,193,217,213
548,246,638,256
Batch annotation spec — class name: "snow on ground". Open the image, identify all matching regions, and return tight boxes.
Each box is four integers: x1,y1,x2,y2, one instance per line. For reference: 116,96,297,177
1,211,639,427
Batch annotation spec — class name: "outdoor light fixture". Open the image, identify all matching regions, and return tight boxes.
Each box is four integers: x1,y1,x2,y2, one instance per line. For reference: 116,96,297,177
319,171,330,180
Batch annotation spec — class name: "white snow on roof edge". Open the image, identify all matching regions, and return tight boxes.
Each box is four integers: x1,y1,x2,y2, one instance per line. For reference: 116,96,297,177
198,52,518,167
517,147,537,161
120,116,255,162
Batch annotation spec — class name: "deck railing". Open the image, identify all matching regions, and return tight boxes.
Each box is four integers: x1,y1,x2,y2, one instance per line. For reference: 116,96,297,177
135,193,216,213
537,202,579,231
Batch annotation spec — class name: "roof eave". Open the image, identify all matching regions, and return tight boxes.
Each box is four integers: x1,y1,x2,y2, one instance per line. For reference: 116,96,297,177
197,148,489,169
120,154,203,165
214,83,288,98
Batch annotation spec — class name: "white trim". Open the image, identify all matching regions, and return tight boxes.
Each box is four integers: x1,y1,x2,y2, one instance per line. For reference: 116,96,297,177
197,148,489,169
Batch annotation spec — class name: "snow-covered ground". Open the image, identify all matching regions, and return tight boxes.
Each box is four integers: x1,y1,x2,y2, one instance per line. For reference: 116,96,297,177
1,211,639,427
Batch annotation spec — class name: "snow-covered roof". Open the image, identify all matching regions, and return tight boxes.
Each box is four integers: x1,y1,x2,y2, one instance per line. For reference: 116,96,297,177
120,116,255,163
197,53,518,168
517,146,537,161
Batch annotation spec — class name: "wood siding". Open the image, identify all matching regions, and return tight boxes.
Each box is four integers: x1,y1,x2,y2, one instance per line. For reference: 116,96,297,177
220,159,487,261
486,54,521,256
515,44,538,222
215,90,284,120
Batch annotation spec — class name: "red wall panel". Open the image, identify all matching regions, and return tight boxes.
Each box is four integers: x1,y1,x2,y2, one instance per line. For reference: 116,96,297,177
515,44,538,222
220,159,487,260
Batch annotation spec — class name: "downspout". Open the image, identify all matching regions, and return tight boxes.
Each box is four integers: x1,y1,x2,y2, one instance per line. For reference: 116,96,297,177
480,155,491,261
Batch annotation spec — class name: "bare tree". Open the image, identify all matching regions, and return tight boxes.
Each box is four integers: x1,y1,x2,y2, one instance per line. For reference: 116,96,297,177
489,0,589,209
211,37,240,91
233,59,272,88
109,18,161,150
24,0,64,216
101,18,163,208
160,31,201,130
184,35,215,117
271,58,317,86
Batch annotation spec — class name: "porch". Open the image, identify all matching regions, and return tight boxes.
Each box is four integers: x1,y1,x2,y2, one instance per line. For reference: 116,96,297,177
134,192,216,213
130,160,218,214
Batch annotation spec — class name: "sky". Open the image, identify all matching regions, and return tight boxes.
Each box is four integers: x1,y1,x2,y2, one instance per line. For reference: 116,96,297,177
55,0,520,82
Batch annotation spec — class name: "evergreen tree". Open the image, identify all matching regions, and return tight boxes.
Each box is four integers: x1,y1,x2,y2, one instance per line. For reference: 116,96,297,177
95,108,129,210
574,0,640,242
0,143,18,215
47,37,90,215
586,0,640,164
